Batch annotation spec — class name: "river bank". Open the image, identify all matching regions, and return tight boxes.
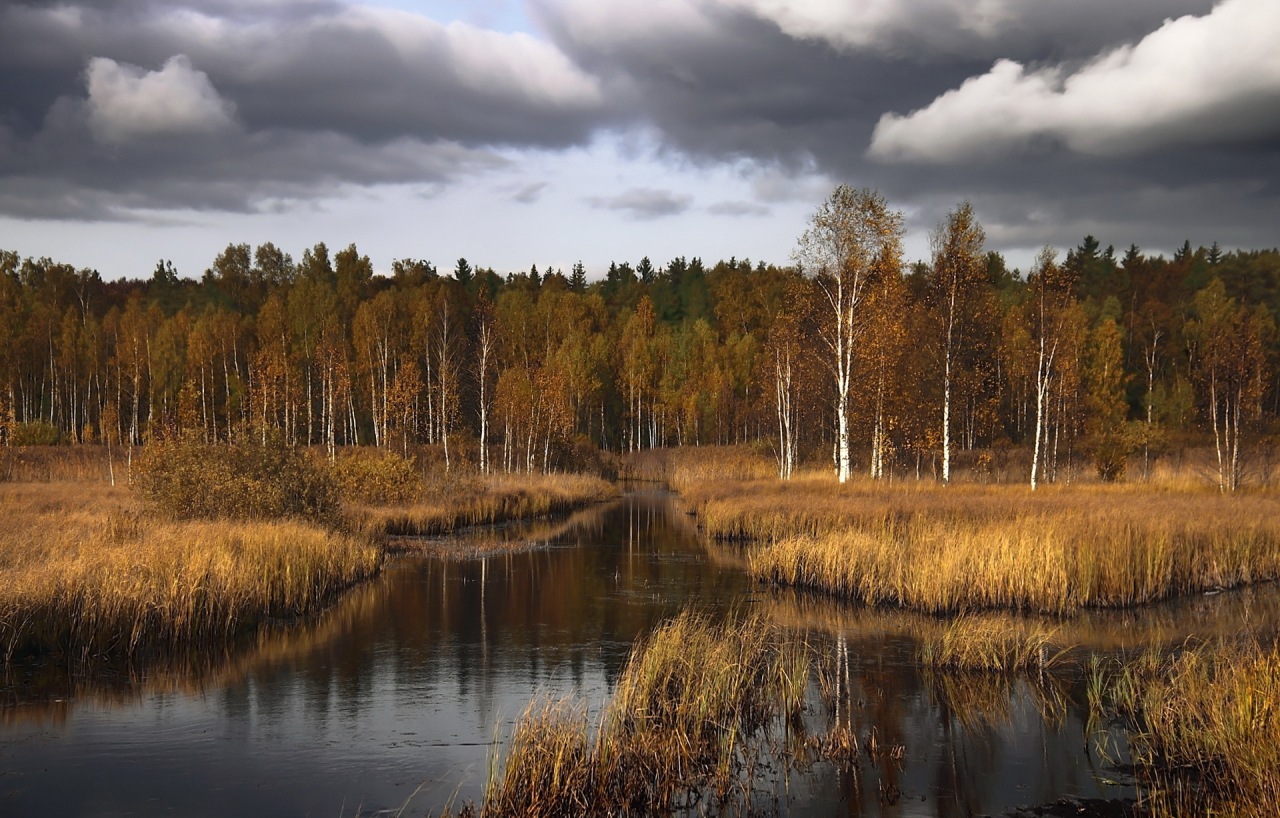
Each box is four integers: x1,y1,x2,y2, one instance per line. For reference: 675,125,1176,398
0,444,617,663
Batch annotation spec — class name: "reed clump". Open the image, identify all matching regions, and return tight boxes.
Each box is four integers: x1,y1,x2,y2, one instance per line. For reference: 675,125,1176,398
622,445,777,490
353,472,618,537
1095,640,1280,817
483,610,811,816
919,615,1065,672
702,479,1280,614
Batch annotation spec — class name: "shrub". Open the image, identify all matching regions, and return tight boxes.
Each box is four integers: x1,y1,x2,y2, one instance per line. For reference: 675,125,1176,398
137,434,339,522
333,449,423,504
11,420,62,446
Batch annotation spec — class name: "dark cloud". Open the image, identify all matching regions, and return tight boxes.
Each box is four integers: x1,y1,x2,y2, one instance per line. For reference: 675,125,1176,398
2,0,1277,261
0,0,602,219
588,188,692,219
513,181,549,204
532,0,1280,256
708,200,770,217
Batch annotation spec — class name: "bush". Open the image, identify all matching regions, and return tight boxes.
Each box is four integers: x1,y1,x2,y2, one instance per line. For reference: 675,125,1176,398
1091,429,1133,482
333,449,423,504
137,434,339,522
11,420,62,446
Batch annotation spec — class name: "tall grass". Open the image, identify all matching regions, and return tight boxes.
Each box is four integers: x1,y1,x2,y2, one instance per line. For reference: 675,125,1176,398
622,445,777,489
0,443,124,483
351,472,618,537
685,478,1280,613
0,481,380,661
918,615,1065,672
483,610,812,816
1095,640,1280,817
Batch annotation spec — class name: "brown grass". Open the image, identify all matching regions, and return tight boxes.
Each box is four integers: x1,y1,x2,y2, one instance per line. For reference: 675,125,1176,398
918,615,1066,672
1096,640,1280,817
673,476,1280,613
483,610,813,816
0,447,618,662
0,444,125,483
622,445,777,489
0,480,381,661
390,499,623,557
351,472,618,537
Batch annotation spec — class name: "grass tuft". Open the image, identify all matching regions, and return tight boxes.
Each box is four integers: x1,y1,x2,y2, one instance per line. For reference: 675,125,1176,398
919,615,1065,672
1093,640,1280,817
483,610,813,816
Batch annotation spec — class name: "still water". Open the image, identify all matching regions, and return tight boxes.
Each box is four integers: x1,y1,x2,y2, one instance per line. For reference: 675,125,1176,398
3,489,1278,816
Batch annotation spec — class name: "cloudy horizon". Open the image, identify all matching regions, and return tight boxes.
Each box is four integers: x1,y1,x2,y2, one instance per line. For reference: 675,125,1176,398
1,0,1277,279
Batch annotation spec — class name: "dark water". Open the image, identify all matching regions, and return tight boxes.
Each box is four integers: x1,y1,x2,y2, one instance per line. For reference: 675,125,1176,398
3,489,1278,817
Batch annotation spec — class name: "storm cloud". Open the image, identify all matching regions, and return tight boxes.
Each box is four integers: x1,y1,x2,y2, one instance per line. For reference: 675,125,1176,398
1,0,1277,266
0,0,602,217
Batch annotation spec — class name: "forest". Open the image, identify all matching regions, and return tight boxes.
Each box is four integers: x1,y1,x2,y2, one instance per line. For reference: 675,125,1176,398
2,187,1278,489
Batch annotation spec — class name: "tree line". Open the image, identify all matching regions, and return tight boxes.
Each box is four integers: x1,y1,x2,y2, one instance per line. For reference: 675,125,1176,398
2,186,1278,489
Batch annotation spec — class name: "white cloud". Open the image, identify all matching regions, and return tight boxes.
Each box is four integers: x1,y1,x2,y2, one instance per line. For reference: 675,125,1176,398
868,0,1280,163
339,7,602,108
720,0,1012,51
545,0,1213,59
85,54,237,145
536,0,719,46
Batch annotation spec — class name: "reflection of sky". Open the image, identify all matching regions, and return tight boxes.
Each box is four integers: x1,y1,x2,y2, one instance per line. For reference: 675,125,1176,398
6,490,1271,816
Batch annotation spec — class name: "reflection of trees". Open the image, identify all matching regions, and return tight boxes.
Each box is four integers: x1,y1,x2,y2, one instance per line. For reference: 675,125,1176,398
9,492,1280,816
757,586,1280,815
4,491,753,728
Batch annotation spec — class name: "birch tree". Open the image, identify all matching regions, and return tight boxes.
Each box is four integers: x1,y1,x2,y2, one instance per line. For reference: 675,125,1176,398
929,201,986,484
474,289,497,473
795,186,903,483
1187,278,1273,491
1028,248,1077,490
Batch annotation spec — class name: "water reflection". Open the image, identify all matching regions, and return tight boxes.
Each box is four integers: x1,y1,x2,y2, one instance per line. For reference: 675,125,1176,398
1,489,1277,817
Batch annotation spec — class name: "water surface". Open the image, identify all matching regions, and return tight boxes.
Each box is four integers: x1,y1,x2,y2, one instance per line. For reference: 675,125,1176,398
3,489,1276,816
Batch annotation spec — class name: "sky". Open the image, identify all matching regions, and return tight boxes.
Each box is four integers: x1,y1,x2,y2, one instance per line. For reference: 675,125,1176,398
1,0,1278,280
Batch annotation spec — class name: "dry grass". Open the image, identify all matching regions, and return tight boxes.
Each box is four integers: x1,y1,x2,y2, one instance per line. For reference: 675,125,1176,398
0,481,381,661
1095,640,1280,817
0,444,125,483
351,472,618,537
918,615,1065,672
390,499,623,557
676,477,1280,614
622,445,777,489
483,610,813,816
0,447,617,662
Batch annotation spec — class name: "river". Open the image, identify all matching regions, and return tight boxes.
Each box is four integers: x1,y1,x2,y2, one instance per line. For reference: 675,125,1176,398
3,488,1278,816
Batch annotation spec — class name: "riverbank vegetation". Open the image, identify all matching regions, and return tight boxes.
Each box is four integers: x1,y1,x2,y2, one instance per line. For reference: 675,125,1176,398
484,610,900,817
0,441,617,663
1090,639,1280,817
746,484,1280,614
643,446,1280,614
0,479,380,661
350,472,618,538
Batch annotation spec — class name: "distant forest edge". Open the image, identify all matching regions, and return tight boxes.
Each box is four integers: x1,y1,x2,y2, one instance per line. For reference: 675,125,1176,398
2,189,1279,489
